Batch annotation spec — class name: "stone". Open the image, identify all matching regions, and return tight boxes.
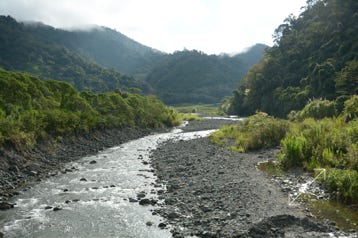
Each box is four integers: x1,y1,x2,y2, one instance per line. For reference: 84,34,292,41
89,160,97,164
139,198,151,205
45,206,53,210
80,178,87,182
0,202,15,210
158,223,167,229
53,207,62,211
146,221,153,226
129,198,138,203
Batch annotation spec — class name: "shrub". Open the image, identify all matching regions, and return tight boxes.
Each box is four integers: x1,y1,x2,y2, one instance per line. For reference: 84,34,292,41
288,98,337,121
323,169,358,203
342,95,358,122
210,112,290,152
278,136,307,169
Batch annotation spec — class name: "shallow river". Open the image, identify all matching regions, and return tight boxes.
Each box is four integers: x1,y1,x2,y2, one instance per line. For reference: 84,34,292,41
0,128,215,238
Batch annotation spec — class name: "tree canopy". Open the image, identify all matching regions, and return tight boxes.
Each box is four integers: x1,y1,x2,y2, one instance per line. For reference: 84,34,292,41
227,0,358,117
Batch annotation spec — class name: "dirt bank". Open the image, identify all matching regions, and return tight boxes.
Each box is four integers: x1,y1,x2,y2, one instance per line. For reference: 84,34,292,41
149,121,351,237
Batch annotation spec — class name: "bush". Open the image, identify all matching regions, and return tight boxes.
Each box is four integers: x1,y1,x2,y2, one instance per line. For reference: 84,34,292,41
288,98,337,121
278,136,307,169
323,169,358,203
210,112,290,152
342,95,358,122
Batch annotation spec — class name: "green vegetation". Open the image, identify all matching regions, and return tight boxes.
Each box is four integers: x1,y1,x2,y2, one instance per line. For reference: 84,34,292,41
0,68,181,150
174,104,221,115
210,112,290,152
212,97,358,203
179,113,203,122
145,45,267,105
225,0,357,118
0,16,150,93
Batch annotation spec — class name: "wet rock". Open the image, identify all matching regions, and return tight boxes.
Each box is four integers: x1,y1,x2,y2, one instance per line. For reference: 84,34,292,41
80,178,87,182
72,199,80,202
89,160,97,164
139,198,151,206
63,188,69,192
45,206,53,210
0,202,15,210
137,191,146,199
53,206,62,211
158,222,167,229
128,198,138,203
0,231,4,238
146,221,153,226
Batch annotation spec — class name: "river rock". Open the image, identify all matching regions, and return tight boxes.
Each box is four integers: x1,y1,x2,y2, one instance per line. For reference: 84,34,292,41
53,206,62,211
139,198,151,205
0,202,15,210
80,178,87,182
89,160,97,164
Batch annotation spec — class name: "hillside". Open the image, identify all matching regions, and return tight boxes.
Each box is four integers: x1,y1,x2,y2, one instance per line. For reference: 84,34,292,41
0,16,150,93
226,0,358,117
25,22,164,78
145,44,267,105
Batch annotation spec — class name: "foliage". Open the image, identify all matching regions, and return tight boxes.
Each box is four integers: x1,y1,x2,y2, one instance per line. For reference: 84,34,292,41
210,112,290,152
226,0,358,117
0,69,181,149
322,168,358,203
0,16,151,93
145,45,267,105
179,113,203,122
341,95,358,122
288,98,337,121
174,104,221,115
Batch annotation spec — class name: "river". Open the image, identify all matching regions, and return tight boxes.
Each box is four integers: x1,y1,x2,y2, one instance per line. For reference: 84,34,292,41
0,128,215,238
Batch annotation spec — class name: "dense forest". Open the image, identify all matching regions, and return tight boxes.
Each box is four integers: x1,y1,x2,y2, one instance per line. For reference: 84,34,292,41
0,16,151,93
24,22,164,78
145,44,267,105
0,15,266,105
226,0,357,117
0,69,180,150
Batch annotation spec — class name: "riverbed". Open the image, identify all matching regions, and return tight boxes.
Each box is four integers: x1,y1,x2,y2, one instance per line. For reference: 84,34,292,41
0,127,215,238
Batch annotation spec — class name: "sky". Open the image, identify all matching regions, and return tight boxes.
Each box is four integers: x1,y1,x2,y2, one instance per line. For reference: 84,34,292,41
0,0,308,55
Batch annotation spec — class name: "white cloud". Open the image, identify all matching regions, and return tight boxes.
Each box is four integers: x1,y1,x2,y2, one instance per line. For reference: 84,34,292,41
0,0,307,54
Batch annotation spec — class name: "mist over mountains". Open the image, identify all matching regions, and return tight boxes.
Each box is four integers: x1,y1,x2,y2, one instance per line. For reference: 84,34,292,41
0,15,267,104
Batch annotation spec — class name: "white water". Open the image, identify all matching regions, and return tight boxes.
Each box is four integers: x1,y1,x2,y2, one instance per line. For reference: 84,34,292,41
0,128,215,238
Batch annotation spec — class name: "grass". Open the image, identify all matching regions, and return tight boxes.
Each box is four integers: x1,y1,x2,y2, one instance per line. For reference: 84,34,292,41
173,103,221,115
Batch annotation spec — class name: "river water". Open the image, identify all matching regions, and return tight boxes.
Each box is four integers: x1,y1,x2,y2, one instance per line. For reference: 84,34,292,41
0,128,215,238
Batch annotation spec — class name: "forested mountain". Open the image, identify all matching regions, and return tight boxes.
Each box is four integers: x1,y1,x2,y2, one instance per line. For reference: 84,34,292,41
25,22,164,78
0,15,266,104
0,16,150,93
145,44,267,105
227,0,358,117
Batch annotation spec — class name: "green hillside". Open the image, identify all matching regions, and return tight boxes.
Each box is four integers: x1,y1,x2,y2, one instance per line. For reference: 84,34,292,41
145,45,267,105
25,22,164,78
0,16,150,93
227,0,358,117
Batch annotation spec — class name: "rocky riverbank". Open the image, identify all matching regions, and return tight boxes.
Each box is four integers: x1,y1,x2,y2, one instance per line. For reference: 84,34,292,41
149,121,352,237
0,127,157,201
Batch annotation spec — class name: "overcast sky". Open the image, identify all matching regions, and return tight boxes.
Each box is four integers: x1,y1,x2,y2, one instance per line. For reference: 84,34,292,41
0,0,307,54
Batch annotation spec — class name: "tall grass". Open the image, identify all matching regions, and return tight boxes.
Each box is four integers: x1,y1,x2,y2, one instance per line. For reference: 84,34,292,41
210,112,290,152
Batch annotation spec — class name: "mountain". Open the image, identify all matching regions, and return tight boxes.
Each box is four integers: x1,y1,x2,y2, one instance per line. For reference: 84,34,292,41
145,45,267,105
25,22,164,78
227,0,358,117
0,16,150,93
0,15,267,104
